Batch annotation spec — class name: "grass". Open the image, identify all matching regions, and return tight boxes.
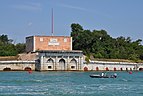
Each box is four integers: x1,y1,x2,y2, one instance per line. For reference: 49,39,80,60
0,56,18,61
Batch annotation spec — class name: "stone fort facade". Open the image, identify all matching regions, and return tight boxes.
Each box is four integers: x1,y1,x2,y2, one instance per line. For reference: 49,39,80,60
26,36,83,71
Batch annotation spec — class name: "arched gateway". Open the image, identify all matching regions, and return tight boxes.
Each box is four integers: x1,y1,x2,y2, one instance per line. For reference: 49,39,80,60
47,58,54,70
35,50,83,71
69,59,77,70
24,67,32,71
3,67,11,71
59,59,66,70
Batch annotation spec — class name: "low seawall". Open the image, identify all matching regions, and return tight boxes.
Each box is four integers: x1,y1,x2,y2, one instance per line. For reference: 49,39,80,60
0,60,143,71
0,61,35,71
83,61,143,71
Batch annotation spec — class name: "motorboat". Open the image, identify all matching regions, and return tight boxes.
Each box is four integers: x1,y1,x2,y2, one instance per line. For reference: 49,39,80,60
89,74,117,78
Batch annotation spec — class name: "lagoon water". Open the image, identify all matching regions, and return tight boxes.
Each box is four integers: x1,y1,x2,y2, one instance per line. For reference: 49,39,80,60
0,71,143,96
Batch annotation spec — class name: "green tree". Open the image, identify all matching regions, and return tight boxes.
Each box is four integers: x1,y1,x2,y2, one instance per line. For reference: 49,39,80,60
0,34,9,44
15,43,26,53
0,34,25,56
70,23,143,61
0,44,17,56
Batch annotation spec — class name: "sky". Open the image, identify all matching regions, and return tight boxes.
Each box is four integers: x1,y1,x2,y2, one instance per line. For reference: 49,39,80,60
0,0,143,44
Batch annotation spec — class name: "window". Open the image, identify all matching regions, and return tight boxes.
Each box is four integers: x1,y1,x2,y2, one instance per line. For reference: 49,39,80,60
64,38,67,42
40,38,43,42
71,66,75,69
48,66,52,69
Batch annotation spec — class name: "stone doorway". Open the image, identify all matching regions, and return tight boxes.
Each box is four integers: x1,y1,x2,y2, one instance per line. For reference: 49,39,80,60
59,59,66,70
69,59,77,70
47,58,54,70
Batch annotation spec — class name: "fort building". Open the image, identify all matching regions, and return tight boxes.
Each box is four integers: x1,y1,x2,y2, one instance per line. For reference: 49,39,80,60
26,35,83,71
26,36,72,52
0,36,142,71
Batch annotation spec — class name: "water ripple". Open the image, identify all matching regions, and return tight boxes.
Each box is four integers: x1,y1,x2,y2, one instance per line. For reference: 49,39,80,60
0,71,143,96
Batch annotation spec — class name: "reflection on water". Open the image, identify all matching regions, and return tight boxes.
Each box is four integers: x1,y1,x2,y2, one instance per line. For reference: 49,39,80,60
0,71,143,96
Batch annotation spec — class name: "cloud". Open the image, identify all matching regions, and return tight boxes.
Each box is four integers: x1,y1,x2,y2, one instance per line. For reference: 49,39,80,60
28,22,33,27
13,2,42,11
59,4,87,12
59,3,112,19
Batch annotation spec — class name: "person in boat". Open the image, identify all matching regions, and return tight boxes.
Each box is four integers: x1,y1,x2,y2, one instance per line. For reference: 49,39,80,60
101,72,104,76
113,73,117,78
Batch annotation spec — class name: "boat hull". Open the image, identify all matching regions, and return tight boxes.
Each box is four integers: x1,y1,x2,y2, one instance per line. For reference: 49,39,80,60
89,74,117,78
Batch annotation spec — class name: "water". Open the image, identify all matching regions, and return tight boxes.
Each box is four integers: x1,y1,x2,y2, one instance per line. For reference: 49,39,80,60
0,71,143,96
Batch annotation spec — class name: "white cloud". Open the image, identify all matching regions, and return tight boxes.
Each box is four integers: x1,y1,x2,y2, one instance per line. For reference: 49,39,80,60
13,2,42,11
59,4,87,12
59,3,111,19
28,22,32,27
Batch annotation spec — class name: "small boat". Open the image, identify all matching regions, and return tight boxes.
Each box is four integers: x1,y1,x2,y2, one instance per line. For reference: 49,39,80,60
89,74,117,78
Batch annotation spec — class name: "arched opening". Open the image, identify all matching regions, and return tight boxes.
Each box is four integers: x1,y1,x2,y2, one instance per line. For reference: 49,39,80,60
70,59,77,70
139,68,143,71
47,58,54,70
120,67,123,71
47,58,54,63
59,59,66,70
96,67,99,71
114,67,116,71
106,67,109,71
3,67,11,71
84,67,88,71
24,67,32,71
126,68,128,71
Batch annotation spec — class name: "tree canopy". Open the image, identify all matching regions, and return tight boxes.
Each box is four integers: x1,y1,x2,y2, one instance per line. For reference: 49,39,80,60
0,34,26,56
71,23,143,62
1,23,143,62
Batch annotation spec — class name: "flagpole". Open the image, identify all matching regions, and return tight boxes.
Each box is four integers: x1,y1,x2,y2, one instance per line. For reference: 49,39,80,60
51,8,54,36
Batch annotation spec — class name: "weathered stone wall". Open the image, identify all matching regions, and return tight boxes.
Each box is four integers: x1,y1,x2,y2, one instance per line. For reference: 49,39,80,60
0,61,35,71
26,36,34,52
36,50,83,71
0,60,143,71
39,56,83,71
18,53,37,61
83,61,143,71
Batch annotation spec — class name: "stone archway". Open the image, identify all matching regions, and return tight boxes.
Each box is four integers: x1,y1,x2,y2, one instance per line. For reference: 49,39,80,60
47,58,54,70
96,67,99,71
126,68,128,71
84,67,88,71
3,67,11,71
114,67,116,71
24,67,32,71
106,67,109,71
120,67,123,71
69,59,77,70
139,68,143,71
59,59,66,70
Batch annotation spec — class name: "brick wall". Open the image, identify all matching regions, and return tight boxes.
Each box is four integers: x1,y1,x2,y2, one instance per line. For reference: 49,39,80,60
26,36,72,52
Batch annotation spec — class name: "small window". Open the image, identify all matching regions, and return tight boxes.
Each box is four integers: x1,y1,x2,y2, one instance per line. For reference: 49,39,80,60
40,38,43,42
48,66,52,69
71,66,75,69
64,38,67,42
